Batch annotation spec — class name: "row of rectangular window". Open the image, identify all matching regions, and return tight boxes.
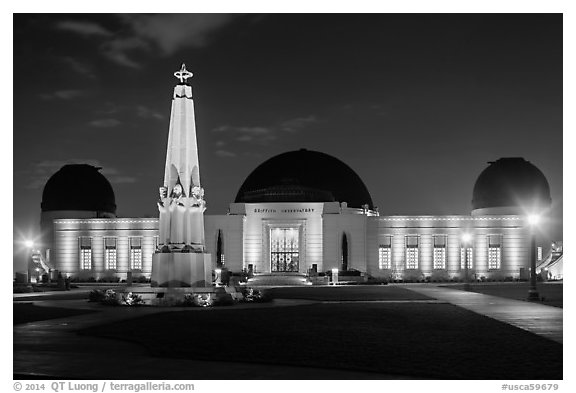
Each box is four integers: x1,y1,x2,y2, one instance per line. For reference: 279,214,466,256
378,244,501,270
78,236,157,270
380,234,502,247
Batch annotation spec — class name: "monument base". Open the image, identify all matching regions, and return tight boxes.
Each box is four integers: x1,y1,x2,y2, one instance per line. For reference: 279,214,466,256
122,285,239,306
151,252,212,287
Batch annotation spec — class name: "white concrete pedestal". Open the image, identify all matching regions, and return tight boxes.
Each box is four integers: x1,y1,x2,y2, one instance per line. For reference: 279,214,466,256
151,252,212,287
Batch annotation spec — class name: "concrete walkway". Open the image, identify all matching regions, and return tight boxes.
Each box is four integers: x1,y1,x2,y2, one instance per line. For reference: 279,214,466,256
404,284,563,344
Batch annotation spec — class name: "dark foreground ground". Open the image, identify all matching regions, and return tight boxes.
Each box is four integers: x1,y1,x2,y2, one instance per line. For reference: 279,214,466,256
267,284,432,301
444,282,563,308
75,286,562,380
14,303,96,325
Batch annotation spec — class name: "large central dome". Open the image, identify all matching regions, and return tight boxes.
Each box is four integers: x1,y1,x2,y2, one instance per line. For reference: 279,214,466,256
235,149,374,209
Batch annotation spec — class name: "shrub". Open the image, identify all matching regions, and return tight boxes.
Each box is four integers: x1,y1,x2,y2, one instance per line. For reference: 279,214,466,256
430,270,450,282
91,289,145,306
97,276,121,283
366,276,389,285
13,285,33,293
241,287,273,303
402,270,425,283
177,293,215,307
133,276,151,284
121,292,145,306
102,289,120,306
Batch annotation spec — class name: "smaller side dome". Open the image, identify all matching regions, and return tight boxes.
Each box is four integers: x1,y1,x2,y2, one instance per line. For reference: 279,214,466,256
41,164,117,215
472,157,551,214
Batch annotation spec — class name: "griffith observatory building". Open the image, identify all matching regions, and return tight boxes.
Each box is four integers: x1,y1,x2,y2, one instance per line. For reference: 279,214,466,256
35,66,554,284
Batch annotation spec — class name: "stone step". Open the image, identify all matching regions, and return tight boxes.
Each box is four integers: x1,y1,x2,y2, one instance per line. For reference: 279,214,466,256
246,273,312,286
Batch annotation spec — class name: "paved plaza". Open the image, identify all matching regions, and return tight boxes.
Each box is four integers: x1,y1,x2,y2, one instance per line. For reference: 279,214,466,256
13,283,563,379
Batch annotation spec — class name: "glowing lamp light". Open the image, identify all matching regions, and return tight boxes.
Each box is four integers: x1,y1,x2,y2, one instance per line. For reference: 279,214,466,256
214,268,222,286
331,268,339,285
461,233,472,243
527,214,540,226
24,240,34,249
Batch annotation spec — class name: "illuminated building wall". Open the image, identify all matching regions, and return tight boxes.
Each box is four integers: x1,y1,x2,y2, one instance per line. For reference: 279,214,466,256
366,216,527,280
229,202,324,274
53,218,158,279
502,225,530,278
322,203,371,272
204,214,245,273
51,208,530,280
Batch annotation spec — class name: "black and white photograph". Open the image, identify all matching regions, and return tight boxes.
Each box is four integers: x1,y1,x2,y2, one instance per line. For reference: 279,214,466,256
11,7,566,387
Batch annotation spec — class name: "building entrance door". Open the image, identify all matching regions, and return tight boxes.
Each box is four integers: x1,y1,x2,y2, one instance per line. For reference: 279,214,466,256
270,228,299,272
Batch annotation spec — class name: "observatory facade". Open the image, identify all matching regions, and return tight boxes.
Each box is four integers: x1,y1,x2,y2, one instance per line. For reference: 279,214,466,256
37,67,554,283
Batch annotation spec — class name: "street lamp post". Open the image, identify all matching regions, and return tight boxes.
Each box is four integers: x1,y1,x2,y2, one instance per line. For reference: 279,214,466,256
527,214,540,301
24,240,34,284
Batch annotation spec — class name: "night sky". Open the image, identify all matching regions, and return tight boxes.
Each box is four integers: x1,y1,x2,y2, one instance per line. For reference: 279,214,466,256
13,14,563,257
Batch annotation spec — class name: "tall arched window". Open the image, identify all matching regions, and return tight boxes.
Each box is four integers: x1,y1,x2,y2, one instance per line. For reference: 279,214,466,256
341,233,349,271
216,230,225,268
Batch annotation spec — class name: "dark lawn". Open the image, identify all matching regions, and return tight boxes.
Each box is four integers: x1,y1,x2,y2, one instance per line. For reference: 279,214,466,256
13,303,97,325
13,292,91,302
267,285,432,301
445,282,563,308
80,302,562,380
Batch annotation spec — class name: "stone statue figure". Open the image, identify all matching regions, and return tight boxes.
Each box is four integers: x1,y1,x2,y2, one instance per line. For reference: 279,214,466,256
157,182,206,249
169,184,185,244
187,184,206,246
157,186,171,245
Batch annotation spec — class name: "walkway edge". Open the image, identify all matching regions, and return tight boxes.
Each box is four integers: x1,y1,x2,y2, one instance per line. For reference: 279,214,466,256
404,284,563,344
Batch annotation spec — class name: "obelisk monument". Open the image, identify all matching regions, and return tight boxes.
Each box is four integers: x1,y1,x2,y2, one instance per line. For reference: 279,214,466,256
151,64,212,287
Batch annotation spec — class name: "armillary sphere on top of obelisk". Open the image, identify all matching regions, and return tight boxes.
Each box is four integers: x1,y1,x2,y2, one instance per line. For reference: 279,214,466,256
174,63,193,83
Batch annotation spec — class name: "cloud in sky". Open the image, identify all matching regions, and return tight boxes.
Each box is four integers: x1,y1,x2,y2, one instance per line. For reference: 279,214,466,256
88,118,122,128
136,105,164,120
279,115,318,132
215,149,237,158
59,56,96,78
212,125,273,135
101,36,150,68
25,159,137,190
55,15,238,68
212,125,276,144
39,89,88,100
120,14,237,55
88,104,164,126
98,167,138,184
211,115,318,147
55,20,113,37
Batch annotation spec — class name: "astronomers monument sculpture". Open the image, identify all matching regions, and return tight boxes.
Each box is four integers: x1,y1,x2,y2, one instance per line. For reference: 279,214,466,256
151,64,212,287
